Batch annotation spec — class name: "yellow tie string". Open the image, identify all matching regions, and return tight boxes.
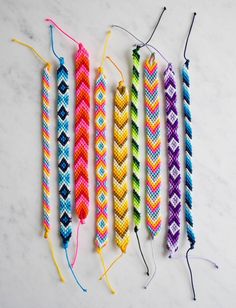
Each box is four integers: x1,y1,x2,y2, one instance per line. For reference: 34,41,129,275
99,252,124,280
12,38,50,67
106,56,124,82
101,30,112,68
46,234,65,283
97,249,116,294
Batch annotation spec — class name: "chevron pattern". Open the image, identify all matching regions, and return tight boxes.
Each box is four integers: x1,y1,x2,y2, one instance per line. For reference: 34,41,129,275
42,64,51,237
95,67,108,250
113,81,130,253
131,47,141,229
57,63,72,248
74,45,90,223
183,60,195,248
164,64,181,255
144,55,161,238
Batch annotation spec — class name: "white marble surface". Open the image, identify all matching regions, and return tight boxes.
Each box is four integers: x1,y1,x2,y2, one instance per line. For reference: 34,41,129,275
0,0,235,307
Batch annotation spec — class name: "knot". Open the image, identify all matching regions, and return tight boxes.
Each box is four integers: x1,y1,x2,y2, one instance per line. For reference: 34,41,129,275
46,63,51,72
120,242,128,254
98,66,103,74
118,80,125,88
185,59,190,68
80,219,85,225
168,62,172,70
59,57,65,65
134,226,138,233
149,53,155,64
44,230,49,239
63,241,69,249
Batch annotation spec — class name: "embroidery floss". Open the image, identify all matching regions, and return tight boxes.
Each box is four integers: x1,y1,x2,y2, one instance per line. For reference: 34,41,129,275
164,64,181,256
12,39,65,282
45,19,90,270
95,31,116,294
99,57,130,281
48,25,86,292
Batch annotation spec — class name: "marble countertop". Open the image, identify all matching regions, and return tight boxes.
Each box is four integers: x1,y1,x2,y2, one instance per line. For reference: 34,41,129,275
0,0,235,307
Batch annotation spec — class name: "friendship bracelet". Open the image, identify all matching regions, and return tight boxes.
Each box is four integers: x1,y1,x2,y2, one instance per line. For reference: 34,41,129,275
164,64,181,256
12,38,65,282
131,46,151,275
95,31,115,294
144,54,161,239
99,58,130,284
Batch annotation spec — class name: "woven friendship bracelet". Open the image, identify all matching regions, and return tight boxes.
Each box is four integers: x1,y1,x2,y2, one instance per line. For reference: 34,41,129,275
98,59,130,287
144,54,161,238
57,59,72,248
95,67,108,251
131,47,149,275
70,42,90,269
164,64,181,256
113,81,130,254
183,60,195,249
47,24,72,249
12,38,65,282
95,32,116,294
42,64,51,238
182,13,198,301
74,44,90,224
131,47,141,231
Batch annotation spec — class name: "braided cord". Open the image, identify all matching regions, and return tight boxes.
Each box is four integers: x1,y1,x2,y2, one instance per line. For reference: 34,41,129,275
74,45,90,223
164,64,181,255
57,62,72,248
183,60,195,248
144,55,161,238
131,48,141,229
95,68,108,250
113,81,130,253
42,64,51,236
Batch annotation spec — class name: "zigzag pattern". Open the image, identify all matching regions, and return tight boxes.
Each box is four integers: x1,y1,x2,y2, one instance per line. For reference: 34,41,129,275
164,64,181,255
42,64,51,236
57,63,72,248
144,55,161,238
95,67,108,250
183,60,195,248
113,81,130,253
74,45,90,223
131,47,141,229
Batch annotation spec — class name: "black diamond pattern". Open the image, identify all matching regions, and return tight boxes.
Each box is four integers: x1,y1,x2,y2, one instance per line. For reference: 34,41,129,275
59,184,70,200
58,132,69,146
58,80,69,94
58,105,69,121
58,158,69,172
60,212,71,227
